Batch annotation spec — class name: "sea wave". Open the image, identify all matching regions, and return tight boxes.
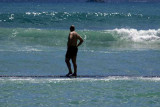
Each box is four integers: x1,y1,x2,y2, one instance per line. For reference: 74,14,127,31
0,12,159,29
0,28,160,49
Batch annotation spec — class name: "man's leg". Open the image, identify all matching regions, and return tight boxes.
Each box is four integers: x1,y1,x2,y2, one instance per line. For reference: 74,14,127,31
71,56,77,76
65,58,72,75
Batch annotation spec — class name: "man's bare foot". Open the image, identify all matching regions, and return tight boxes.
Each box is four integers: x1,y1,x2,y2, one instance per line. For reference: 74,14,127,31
66,73,72,77
71,73,77,77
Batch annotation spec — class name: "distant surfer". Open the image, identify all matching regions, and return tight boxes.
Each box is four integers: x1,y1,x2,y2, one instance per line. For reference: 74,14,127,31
65,25,83,77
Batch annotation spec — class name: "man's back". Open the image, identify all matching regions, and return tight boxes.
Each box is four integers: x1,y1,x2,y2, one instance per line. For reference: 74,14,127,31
67,31,83,47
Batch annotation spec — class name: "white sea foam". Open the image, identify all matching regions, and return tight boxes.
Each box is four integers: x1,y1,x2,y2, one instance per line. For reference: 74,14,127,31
17,46,42,52
9,14,14,20
26,12,42,16
108,28,160,42
0,76,160,83
0,46,42,52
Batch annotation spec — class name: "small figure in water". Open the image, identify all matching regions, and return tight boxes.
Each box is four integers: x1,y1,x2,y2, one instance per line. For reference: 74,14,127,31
65,25,83,77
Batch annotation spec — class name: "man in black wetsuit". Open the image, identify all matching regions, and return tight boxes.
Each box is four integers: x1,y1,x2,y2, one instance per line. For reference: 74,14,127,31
65,25,83,77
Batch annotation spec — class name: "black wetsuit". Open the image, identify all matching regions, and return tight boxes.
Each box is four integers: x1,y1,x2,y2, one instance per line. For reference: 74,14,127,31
65,46,78,59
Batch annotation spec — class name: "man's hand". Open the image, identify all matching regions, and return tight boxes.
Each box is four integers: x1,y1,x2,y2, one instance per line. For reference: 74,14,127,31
77,37,83,47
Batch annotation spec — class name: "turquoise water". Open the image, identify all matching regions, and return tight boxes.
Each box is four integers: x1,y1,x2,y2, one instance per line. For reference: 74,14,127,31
0,1,160,107
1,77,160,107
1,2,160,29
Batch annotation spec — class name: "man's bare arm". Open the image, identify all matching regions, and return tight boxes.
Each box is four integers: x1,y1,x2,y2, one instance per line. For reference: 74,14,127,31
77,34,83,47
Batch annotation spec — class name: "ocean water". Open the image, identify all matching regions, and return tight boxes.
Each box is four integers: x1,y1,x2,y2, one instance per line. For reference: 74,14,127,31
0,1,160,107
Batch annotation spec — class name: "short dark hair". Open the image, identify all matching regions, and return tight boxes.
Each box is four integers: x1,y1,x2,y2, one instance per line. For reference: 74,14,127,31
70,25,75,31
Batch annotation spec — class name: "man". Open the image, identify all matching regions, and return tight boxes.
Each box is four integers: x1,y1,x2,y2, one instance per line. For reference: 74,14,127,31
65,25,83,77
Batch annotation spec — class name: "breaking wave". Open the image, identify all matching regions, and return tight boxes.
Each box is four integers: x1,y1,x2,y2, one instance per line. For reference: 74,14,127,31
0,28,160,49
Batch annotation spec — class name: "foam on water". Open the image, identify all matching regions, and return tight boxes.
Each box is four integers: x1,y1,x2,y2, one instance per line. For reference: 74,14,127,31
1,76,160,83
110,28,160,42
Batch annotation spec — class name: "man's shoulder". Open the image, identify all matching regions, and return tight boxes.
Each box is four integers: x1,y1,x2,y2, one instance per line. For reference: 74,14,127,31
70,31,78,35
70,31,77,33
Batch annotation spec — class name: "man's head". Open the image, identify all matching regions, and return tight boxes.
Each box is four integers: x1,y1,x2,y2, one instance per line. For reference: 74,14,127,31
70,25,75,31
